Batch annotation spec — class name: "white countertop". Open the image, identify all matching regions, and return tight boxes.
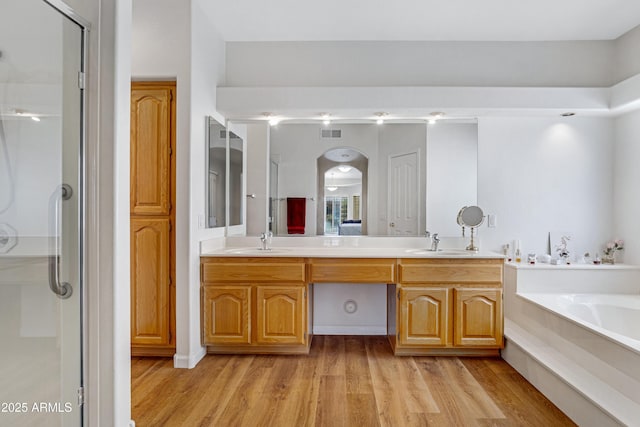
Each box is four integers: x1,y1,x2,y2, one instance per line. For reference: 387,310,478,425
200,236,503,259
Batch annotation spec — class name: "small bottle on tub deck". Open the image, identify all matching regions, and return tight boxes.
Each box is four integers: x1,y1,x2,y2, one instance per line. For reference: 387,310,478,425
503,244,512,262
593,253,601,265
515,248,522,263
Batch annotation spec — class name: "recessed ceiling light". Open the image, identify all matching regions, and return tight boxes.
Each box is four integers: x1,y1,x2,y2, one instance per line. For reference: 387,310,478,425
375,112,387,125
561,112,576,117
263,112,280,126
427,112,445,124
338,165,352,173
321,113,331,126
31,116,40,122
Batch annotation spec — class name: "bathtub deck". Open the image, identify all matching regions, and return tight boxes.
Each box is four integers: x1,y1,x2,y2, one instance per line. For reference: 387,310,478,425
504,320,640,426
503,263,640,426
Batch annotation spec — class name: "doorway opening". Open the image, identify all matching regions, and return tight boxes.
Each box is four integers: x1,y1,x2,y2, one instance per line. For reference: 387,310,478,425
317,147,368,235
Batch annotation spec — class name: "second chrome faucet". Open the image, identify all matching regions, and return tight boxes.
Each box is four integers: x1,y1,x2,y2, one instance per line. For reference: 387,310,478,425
425,231,440,251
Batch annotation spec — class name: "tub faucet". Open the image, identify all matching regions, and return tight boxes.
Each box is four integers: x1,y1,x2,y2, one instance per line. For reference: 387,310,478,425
430,233,440,251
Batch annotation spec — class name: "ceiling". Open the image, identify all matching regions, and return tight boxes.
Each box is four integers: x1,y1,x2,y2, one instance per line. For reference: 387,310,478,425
206,0,640,42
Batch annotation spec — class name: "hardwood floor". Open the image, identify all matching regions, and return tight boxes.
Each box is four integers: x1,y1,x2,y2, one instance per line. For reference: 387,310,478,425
131,336,575,426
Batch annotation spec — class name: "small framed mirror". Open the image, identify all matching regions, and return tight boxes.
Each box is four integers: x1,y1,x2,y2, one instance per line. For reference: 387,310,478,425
206,117,226,228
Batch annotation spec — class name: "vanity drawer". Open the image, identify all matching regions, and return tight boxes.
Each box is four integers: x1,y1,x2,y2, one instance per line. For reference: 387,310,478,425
398,258,503,284
201,257,306,283
309,258,396,283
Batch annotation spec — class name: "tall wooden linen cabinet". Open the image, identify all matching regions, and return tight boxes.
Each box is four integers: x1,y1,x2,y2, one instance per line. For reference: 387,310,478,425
130,82,176,356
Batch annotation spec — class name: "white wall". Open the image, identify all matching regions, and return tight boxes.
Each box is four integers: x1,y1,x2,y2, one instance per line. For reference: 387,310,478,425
187,0,227,367
614,24,640,83
613,109,640,265
477,117,614,259
226,40,615,87
132,0,226,368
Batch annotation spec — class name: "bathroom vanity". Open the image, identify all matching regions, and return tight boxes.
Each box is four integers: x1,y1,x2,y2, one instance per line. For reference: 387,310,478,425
200,245,504,356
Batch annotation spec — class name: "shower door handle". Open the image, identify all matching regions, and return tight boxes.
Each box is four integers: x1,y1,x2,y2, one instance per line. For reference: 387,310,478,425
48,184,73,299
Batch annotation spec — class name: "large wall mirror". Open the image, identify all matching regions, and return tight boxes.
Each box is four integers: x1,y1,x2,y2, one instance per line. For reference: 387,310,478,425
206,116,245,229
267,121,477,236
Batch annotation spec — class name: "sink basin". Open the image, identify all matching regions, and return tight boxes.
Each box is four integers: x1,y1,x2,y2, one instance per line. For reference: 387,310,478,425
405,248,475,256
437,250,476,256
223,247,289,255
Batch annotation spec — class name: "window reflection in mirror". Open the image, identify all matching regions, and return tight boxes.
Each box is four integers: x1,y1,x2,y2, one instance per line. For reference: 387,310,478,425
206,117,226,228
323,166,362,235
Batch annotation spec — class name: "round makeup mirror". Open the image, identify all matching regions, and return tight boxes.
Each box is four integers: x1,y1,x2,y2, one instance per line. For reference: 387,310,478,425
457,206,484,251
459,205,484,227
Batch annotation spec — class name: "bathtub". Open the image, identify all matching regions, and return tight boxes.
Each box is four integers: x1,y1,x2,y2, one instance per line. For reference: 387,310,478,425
519,292,640,353
502,263,640,427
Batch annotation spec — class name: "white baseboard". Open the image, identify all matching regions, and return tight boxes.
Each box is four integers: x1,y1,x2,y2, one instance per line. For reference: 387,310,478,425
312,325,387,335
173,346,206,369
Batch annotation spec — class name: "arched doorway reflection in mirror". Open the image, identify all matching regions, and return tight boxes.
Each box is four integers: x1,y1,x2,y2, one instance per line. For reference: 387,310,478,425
317,147,368,235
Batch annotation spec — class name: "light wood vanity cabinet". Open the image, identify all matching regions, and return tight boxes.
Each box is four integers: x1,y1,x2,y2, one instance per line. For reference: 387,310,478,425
201,257,310,354
394,258,504,356
201,255,503,356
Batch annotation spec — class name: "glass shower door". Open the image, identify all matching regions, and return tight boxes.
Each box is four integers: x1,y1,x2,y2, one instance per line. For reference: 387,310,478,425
0,1,84,425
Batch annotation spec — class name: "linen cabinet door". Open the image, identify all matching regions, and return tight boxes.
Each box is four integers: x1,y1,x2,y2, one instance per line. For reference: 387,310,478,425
202,285,251,345
454,288,503,347
130,84,173,216
399,287,451,346
256,285,306,345
130,218,171,346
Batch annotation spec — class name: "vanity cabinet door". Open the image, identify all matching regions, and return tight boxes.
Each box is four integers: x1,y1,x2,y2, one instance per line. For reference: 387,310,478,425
399,287,451,346
454,288,503,347
256,285,307,345
202,285,251,345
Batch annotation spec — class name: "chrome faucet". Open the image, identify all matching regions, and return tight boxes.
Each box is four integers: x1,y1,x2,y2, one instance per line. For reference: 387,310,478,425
430,233,440,251
259,231,272,250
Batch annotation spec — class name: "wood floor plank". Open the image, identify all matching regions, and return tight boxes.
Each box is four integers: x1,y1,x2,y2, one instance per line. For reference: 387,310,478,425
344,335,374,395
438,357,506,420
415,356,479,426
461,358,576,427
365,336,439,426
315,375,347,427
176,355,257,426
131,336,576,427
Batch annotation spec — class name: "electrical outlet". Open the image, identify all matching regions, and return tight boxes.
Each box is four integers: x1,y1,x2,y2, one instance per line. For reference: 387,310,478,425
487,214,497,228
198,214,205,229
